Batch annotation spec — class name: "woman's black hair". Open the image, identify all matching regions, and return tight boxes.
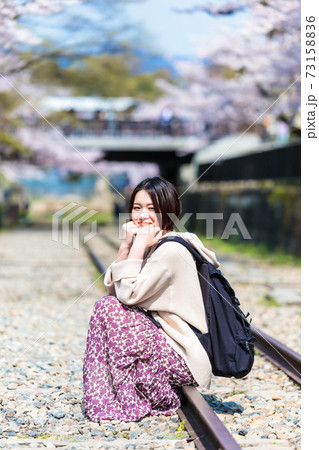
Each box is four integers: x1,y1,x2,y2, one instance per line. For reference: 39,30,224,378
128,176,182,232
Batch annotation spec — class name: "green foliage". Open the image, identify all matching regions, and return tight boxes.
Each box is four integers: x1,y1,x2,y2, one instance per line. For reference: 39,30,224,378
176,420,185,431
224,390,244,397
199,234,301,267
0,91,33,160
43,110,87,129
0,131,32,160
27,204,113,227
0,91,23,129
0,172,10,189
0,91,22,115
121,431,130,439
30,53,166,101
258,295,281,308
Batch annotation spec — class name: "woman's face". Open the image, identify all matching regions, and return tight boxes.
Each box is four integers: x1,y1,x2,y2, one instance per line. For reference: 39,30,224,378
131,189,161,229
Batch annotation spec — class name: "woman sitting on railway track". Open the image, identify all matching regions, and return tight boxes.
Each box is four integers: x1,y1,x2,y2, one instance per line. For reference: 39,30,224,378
83,176,220,422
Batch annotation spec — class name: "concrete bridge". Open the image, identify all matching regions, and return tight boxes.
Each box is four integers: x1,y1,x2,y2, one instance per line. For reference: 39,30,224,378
68,134,205,182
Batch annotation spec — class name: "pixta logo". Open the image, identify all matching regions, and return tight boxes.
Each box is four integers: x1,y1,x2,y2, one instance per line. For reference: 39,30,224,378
52,202,98,249
117,212,251,240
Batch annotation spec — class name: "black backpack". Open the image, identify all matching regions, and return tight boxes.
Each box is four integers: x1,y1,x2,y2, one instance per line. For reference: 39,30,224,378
156,236,255,378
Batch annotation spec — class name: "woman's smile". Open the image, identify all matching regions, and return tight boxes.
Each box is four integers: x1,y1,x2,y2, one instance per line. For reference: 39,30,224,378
131,190,161,229
137,221,153,227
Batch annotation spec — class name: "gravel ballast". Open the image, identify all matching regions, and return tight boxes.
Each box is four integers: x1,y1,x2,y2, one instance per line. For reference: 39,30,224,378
0,228,301,448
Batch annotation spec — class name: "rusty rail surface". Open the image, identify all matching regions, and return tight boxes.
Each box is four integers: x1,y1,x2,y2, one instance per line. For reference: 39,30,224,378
179,386,241,450
252,328,301,385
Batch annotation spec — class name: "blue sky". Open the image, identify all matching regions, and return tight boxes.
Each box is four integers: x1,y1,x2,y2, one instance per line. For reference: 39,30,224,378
21,0,235,59
124,0,216,57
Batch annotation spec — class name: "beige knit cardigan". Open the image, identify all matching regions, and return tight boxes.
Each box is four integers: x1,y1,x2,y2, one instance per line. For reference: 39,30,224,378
104,232,220,389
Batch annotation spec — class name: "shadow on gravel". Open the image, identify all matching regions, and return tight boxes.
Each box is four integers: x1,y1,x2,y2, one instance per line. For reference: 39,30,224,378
202,394,244,415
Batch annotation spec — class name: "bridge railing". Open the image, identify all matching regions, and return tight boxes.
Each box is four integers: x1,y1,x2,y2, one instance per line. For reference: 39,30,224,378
61,119,203,138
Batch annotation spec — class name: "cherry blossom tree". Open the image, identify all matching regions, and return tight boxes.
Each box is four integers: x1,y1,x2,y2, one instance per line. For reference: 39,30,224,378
1,0,301,184
137,0,301,139
0,0,84,170
0,0,139,180
0,0,82,75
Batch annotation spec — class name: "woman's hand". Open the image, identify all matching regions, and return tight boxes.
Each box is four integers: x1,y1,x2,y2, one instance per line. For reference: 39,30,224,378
135,225,163,248
121,221,139,248
127,225,163,259
115,221,139,262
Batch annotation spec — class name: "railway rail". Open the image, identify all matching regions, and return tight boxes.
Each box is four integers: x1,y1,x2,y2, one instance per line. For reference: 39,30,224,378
83,231,301,450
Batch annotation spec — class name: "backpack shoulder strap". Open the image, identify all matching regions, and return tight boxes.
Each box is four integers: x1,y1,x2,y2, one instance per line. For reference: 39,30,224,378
156,235,205,264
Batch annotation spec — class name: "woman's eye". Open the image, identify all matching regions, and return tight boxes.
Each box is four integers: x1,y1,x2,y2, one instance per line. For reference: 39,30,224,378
133,206,140,211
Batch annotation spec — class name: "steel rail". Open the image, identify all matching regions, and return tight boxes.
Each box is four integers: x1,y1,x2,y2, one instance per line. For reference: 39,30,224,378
83,239,106,274
98,230,120,251
179,386,241,450
82,238,241,450
252,328,301,385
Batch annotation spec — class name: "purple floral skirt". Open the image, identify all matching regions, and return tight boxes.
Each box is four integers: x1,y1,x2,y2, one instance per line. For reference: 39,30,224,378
83,296,195,422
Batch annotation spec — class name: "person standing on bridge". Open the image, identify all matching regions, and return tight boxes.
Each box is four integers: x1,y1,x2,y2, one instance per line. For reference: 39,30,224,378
83,176,220,422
